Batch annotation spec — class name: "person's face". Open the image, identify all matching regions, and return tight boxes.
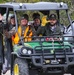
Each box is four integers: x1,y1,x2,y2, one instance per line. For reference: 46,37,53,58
34,18,40,26
10,18,15,25
21,18,28,26
49,19,57,26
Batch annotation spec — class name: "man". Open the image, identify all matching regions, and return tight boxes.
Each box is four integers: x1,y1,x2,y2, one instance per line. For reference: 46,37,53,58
13,14,36,44
32,13,41,31
37,14,63,36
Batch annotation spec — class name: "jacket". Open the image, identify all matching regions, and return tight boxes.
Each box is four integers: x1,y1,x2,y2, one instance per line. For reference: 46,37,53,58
37,22,62,36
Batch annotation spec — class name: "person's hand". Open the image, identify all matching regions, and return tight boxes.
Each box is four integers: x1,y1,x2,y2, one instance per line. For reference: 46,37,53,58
41,16,50,26
41,16,47,26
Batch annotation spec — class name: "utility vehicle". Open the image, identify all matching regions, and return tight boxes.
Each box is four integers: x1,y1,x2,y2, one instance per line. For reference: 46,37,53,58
0,1,74,75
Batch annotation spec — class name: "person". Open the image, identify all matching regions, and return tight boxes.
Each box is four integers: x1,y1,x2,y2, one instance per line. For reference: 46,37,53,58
13,14,36,44
3,15,16,74
32,13,41,31
9,15,15,30
4,15,16,40
37,14,64,36
0,12,4,74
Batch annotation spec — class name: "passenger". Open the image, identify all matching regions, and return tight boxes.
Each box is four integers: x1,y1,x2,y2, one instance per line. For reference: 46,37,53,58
8,15,16,41
37,14,65,36
32,13,41,31
13,14,36,44
4,15,16,38
9,15,15,31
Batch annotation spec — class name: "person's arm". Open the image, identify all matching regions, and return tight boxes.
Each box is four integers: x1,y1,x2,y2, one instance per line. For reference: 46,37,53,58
9,27,16,35
36,26,45,36
58,24,67,34
30,25,36,36
4,27,16,38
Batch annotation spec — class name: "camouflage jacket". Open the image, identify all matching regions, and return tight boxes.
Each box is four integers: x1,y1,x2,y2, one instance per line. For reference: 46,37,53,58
37,22,62,36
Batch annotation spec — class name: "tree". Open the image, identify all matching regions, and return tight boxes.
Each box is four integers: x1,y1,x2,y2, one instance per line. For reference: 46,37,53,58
1,0,74,20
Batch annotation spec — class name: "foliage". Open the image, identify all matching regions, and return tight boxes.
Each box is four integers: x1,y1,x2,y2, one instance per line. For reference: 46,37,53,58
0,0,74,20
0,0,4,3
0,0,10,3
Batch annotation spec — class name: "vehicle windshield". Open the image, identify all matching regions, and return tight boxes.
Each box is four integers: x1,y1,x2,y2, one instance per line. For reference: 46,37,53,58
16,10,70,27
14,10,73,43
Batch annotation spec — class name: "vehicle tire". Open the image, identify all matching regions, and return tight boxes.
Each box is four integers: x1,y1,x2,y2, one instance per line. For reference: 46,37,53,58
13,58,29,75
68,66,74,75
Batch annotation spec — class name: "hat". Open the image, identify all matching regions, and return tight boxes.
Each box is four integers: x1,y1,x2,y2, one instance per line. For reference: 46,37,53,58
32,13,40,20
33,16,40,20
48,14,56,20
10,15,15,19
21,14,29,20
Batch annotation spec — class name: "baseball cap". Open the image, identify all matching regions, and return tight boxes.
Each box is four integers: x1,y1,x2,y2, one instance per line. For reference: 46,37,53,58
33,16,40,20
48,14,56,20
32,13,40,20
21,14,29,20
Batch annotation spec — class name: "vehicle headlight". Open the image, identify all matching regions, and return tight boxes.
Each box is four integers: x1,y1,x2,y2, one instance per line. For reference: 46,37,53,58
21,47,33,55
28,50,32,54
22,49,27,54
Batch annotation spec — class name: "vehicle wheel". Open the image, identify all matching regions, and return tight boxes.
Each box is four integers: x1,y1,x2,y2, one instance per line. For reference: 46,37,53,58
13,58,29,75
68,65,74,75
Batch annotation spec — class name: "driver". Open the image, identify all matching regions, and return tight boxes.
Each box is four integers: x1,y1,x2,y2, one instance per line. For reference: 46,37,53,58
13,14,36,44
37,14,64,36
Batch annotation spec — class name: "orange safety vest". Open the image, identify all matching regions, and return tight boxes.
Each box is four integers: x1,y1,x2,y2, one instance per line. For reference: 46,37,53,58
13,26,33,44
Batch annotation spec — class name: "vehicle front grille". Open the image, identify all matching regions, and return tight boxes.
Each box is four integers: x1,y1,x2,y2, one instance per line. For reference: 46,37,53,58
35,49,50,53
35,48,71,54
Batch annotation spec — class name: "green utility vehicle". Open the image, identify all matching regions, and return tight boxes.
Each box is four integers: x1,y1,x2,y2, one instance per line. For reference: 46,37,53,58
0,1,74,75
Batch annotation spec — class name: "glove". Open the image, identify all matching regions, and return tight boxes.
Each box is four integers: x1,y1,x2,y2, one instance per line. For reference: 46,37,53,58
41,16,49,26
